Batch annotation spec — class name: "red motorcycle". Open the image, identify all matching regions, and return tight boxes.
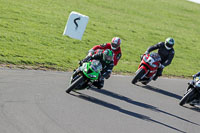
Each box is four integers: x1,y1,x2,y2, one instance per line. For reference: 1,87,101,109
132,52,161,85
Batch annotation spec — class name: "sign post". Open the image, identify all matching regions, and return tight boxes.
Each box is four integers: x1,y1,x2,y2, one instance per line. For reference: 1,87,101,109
63,11,89,40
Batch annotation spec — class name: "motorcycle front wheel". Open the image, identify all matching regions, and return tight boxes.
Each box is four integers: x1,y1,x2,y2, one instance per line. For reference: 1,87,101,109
132,68,145,84
66,76,85,93
179,88,196,106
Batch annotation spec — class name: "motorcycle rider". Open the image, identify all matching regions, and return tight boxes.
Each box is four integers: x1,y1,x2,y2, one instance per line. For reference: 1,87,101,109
80,49,114,89
193,72,200,78
185,72,200,106
86,37,122,66
144,37,175,80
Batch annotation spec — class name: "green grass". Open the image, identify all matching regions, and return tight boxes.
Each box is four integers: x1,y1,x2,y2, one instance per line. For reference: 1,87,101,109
0,0,200,77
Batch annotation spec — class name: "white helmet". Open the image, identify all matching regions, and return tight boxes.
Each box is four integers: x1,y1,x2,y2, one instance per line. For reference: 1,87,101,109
111,37,121,50
165,37,175,50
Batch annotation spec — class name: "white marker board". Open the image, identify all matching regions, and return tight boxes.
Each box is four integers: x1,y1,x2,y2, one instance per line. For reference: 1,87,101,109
63,11,89,40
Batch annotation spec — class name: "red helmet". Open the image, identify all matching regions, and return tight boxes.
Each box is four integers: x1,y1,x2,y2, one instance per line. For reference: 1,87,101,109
111,37,121,50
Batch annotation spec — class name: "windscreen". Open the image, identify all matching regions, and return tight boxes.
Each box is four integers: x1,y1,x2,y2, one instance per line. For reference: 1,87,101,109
150,53,161,62
91,60,102,72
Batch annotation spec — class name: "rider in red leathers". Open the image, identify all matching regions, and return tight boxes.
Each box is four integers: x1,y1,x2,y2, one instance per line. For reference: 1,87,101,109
87,37,122,66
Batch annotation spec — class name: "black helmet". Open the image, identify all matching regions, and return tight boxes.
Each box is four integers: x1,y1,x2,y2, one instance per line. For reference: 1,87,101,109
165,37,175,50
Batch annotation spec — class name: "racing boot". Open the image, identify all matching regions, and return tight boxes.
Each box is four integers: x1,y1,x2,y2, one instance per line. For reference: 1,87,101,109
92,77,104,89
153,75,158,81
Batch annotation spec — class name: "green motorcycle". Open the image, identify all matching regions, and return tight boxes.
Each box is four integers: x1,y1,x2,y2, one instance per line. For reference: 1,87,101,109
66,60,102,93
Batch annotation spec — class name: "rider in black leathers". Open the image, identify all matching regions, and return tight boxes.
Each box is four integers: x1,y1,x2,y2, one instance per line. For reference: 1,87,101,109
193,72,200,78
144,37,175,80
81,49,114,89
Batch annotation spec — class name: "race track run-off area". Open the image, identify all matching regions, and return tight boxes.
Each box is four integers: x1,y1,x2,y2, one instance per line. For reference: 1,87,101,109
0,68,200,133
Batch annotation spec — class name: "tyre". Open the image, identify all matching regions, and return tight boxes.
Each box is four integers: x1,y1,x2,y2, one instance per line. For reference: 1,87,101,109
66,76,85,93
179,88,196,106
70,69,81,84
132,68,146,84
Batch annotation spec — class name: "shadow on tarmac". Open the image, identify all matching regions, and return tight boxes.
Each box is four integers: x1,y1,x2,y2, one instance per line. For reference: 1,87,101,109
138,84,200,114
182,106,200,113
136,84,182,100
69,90,186,133
90,88,200,126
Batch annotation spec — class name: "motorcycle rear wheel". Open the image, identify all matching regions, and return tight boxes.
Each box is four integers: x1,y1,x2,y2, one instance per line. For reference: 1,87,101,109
132,68,145,84
179,88,196,106
66,76,85,93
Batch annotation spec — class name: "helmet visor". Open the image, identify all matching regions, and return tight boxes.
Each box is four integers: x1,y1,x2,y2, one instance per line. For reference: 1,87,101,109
103,54,113,63
105,55,113,61
111,43,120,49
166,42,173,48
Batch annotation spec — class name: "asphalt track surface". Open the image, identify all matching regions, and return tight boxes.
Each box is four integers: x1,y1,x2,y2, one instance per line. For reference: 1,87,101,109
0,68,200,133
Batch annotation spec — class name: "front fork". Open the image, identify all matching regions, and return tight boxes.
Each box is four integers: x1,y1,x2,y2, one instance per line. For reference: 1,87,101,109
138,65,148,79
70,68,81,83
187,81,194,91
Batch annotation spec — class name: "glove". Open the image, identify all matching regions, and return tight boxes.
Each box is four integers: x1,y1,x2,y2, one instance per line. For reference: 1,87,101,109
159,64,165,69
82,56,91,63
87,52,93,57
88,49,95,56
79,60,84,66
140,51,148,60
79,56,90,65
192,74,197,79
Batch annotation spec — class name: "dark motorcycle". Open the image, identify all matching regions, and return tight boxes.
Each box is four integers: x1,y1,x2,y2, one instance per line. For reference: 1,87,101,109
179,76,200,106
